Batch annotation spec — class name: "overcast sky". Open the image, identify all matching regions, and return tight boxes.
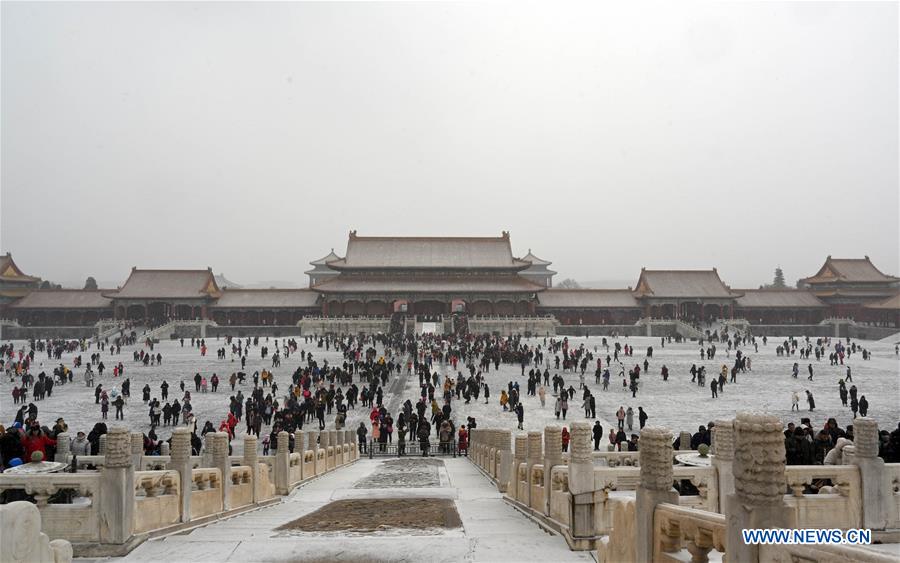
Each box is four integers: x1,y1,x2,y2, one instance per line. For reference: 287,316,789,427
2,1,897,288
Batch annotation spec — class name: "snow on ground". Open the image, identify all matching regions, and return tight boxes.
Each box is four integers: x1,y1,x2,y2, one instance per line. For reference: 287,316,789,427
2,334,898,454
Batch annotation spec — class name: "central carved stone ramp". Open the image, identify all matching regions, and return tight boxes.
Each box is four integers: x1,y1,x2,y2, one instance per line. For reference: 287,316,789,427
118,458,593,562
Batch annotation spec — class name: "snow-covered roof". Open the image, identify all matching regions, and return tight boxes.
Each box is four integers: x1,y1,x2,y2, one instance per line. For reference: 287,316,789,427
802,256,898,284
108,268,220,299
863,292,900,310
212,289,319,308
10,290,114,309
327,231,530,270
537,289,639,308
734,289,826,308
634,269,734,298
521,249,551,266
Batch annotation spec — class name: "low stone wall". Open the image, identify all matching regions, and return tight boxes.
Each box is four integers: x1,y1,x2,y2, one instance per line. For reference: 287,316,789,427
557,325,648,337
746,324,833,337
848,325,899,341
207,325,303,338
0,325,98,340
298,317,390,335
468,317,559,336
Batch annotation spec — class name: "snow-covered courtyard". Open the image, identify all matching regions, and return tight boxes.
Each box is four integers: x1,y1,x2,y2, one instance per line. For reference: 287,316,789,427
2,333,898,452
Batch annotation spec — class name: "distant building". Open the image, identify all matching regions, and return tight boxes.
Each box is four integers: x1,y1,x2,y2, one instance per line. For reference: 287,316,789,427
799,256,900,318
305,249,342,287
0,253,41,315
105,267,221,324
518,250,556,288
311,231,545,316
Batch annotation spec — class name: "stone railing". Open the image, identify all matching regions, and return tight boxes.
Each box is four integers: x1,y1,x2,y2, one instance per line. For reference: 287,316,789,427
3,429,359,557
468,420,900,560
190,468,223,520
0,501,73,563
229,466,253,508
133,471,180,533
784,464,862,529
653,502,726,563
0,472,103,543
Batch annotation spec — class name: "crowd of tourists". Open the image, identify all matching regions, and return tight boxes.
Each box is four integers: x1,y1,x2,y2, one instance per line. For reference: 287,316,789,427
0,328,898,475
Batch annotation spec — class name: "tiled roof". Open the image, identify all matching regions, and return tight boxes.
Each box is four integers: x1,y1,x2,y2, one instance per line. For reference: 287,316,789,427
309,250,342,266
537,289,639,308
735,290,826,308
521,250,551,266
311,275,545,294
212,289,319,308
108,268,220,299
802,256,898,284
0,253,41,283
11,290,113,309
634,269,734,298
328,231,530,270
864,292,900,310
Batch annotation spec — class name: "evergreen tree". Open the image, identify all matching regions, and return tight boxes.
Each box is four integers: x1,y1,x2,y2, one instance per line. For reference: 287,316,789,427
84,276,98,290
773,267,786,288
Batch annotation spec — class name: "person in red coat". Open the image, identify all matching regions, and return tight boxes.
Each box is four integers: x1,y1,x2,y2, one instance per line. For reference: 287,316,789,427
457,426,468,455
23,424,56,461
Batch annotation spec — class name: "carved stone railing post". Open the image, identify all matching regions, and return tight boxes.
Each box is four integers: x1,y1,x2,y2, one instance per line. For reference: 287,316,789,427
543,425,563,516
274,431,290,495
55,432,70,463
496,430,512,492
569,421,595,538
635,426,677,562
308,430,320,459
98,434,107,456
726,413,787,563
243,434,258,503
160,441,170,456
293,430,305,478
99,427,135,544
679,430,692,451
525,431,542,506
131,432,144,468
852,418,890,530
212,432,231,510
169,427,193,522
712,419,735,513
509,434,528,500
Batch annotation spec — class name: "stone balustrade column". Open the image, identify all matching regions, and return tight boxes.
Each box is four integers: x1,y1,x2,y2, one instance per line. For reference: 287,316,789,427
712,419,735,513
169,427,193,522
509,434,528,500
294,430,305,478
212,432,231,510
635,426,677,562
131,432,144,468
99,427,135,544
852,418,890,529
329,430,338,462
160,441,170,456
726,413,787,563
98,434,107,456
543,425,563,516
525,431,543,506
679,430,692,451
243,434,259,503
496,430,512,492
274,431,290,495
569,422,596,538
55,432,70,463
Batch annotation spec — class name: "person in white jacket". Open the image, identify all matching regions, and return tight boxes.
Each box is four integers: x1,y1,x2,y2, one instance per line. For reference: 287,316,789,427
69,431,91,456
824,437,853,465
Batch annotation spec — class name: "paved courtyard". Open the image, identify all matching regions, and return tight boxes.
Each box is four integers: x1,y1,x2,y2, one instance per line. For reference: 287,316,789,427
2,333,898,455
